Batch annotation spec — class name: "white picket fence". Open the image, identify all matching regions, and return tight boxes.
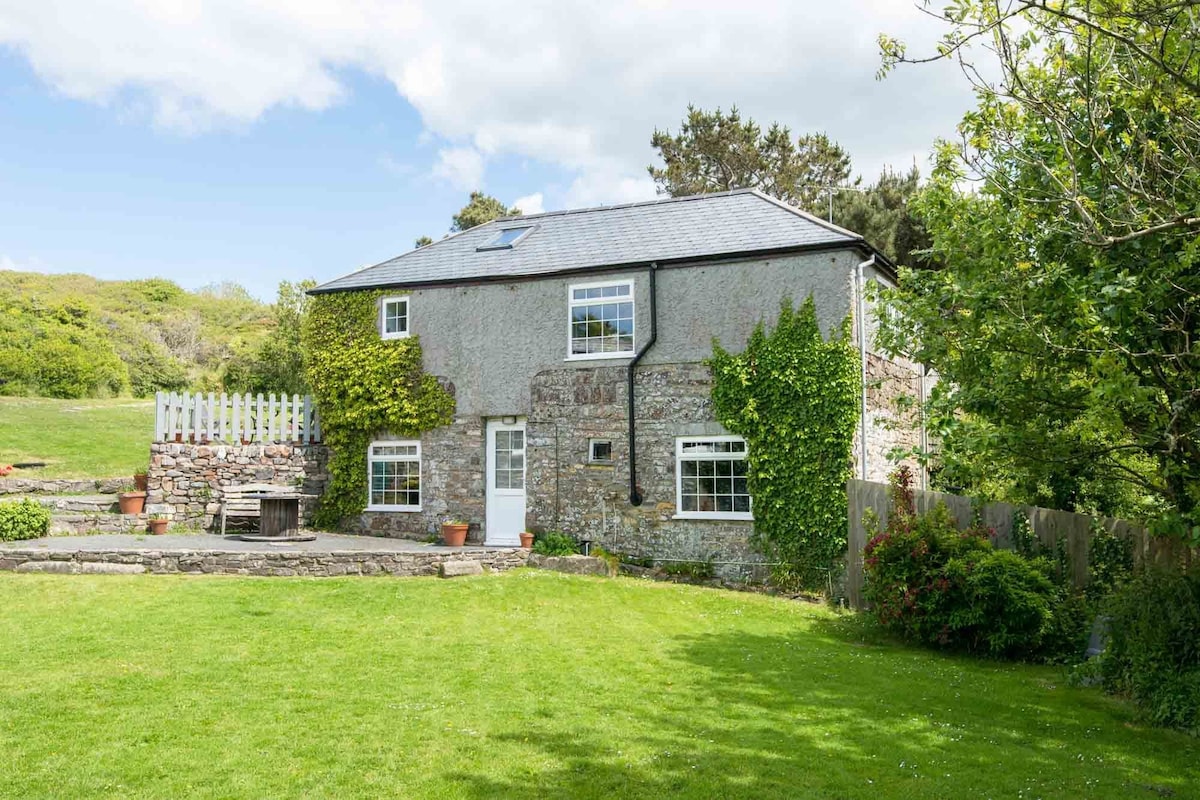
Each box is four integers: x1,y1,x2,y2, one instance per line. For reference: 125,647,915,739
154,391,322,444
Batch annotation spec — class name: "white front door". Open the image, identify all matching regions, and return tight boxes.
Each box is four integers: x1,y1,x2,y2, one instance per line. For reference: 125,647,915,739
485,418,527,546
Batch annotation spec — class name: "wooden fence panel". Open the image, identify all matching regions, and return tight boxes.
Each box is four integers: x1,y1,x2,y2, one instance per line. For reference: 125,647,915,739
845,478,1196,609
153,391,322,444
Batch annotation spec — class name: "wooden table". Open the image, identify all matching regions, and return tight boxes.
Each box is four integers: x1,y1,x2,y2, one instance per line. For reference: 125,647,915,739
242,493,306,539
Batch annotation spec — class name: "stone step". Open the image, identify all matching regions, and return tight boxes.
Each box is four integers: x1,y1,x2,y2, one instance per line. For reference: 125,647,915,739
49,512,150,536
0,477,131,496
16,495,120,513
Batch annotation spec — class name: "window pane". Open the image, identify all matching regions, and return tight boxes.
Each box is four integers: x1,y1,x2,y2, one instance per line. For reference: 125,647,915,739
616,284,630,296
682,495,697,512
511,430,524,450
602,285,618,297
681,461,697,477
733,495,751,513
716,495,733,513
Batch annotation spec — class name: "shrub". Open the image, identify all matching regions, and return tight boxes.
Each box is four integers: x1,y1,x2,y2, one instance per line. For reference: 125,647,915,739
0,499,51,542
1101,570,1200,733
863,470,1064,658
532,532,579,557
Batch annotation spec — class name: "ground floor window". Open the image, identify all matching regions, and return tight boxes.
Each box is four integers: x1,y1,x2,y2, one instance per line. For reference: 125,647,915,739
675,436,752,520
368,440,421,511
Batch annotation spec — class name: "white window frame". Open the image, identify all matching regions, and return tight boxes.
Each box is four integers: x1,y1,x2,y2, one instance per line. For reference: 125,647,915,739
367,439,422,512
380,295,411,340
566,279,635,361
588,438,614,464
674,435,753,521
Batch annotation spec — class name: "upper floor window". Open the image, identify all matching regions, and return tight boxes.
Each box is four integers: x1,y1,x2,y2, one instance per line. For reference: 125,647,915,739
568,280,634,360
380,296,410,339
674,436,752,521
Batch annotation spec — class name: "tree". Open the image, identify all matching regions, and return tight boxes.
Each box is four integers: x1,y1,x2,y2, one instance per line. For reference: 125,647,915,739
876,1,1200,536
223,280,315,396
648,105,851,214
450,191,521,232
833,166,938,269
414,235,433,249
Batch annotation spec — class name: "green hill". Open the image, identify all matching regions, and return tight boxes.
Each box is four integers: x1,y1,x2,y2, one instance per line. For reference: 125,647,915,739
0,270,273,398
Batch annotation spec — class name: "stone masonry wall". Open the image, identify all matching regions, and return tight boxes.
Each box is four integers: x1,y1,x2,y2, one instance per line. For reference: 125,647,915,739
0,546,528,577
349,417,487,544
856,352,927,485
147,443,330,531
526,363,765,579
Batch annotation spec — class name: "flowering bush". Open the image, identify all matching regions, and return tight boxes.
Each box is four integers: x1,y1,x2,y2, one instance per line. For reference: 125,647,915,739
863,468,1059,658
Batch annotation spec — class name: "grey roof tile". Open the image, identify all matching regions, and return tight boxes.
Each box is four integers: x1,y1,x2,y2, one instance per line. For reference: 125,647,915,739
312,188,864,293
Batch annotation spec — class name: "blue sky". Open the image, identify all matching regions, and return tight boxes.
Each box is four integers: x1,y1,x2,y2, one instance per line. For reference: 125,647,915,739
0,2,975,300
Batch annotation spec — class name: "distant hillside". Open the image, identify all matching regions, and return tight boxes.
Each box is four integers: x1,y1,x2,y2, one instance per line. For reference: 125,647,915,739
0,270,274,398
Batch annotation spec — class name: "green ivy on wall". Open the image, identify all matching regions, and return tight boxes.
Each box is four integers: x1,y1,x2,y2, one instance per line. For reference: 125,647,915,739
301,290,455,528
709,296,861,589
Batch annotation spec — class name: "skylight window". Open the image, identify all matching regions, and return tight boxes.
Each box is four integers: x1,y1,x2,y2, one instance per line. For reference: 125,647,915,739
477,225,534,251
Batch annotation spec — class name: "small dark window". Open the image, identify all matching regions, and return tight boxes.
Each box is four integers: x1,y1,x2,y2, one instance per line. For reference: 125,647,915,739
589,439,613,463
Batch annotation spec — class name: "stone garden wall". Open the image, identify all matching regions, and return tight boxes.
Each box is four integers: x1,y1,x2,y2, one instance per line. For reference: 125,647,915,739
147,442,330,530
0,546,528,577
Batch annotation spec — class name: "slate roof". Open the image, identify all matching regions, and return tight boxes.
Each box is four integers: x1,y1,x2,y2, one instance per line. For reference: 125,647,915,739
312,188,881,294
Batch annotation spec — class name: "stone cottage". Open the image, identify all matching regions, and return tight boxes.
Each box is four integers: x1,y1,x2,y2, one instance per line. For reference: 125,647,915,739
311,189,925,573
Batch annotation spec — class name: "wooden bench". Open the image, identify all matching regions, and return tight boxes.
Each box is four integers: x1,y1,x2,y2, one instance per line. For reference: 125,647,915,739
220,483,300,536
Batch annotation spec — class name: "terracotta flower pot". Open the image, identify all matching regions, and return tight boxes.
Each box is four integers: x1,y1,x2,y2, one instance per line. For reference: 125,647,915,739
441,523,469,547
519,531,534,549
133,473,148,492
118,492,146,515
148,518,169,535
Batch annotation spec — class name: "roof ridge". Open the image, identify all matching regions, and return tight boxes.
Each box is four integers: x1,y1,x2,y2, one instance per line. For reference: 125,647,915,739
492,187,759,223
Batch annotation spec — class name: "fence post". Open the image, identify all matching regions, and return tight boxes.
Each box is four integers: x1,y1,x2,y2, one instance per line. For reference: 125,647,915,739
291,394,301,442
207,392,216,442
154,392,165,442
193,391,203,444
255,394,265,442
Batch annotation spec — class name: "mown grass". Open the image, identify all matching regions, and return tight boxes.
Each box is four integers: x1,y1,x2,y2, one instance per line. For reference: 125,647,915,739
0,396,153,478
0,571,1195,798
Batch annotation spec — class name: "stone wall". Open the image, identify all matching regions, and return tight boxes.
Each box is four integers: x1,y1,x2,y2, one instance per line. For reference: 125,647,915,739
855,352,927,484
0,546,528,577
147,442,330,530
526,363,765,579
350,417,487,543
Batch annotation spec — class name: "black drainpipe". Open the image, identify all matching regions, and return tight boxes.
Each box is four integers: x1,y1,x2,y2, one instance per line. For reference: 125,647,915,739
627,262,659,506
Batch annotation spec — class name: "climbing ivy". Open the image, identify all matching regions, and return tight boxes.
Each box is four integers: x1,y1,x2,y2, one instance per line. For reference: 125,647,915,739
709,297,861,589
301,290,455,528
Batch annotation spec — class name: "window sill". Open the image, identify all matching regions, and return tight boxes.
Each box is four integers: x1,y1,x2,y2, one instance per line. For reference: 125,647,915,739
672,512,753,522
380,331,411,341
565,353,634,362
366,505,422,513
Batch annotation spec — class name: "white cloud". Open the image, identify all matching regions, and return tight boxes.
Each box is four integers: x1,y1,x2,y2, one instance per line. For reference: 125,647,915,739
512,192,545,215
0,1,977,201
431,146,485,190
0,255,20,271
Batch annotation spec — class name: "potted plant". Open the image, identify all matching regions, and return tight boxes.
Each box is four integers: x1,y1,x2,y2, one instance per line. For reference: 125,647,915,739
118,485,147,515
519,531,535,549
148,514,170,535
441,519,469,547
133,468,148,492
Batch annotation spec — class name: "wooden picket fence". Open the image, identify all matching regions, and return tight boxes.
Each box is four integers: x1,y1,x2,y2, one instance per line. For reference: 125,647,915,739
154,391,321,444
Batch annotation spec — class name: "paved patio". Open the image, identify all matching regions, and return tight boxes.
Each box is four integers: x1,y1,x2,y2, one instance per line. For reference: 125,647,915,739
1,531,500,554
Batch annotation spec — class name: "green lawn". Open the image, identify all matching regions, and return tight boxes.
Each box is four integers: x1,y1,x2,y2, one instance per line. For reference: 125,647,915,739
0,572,1195,798
0,396,153,478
